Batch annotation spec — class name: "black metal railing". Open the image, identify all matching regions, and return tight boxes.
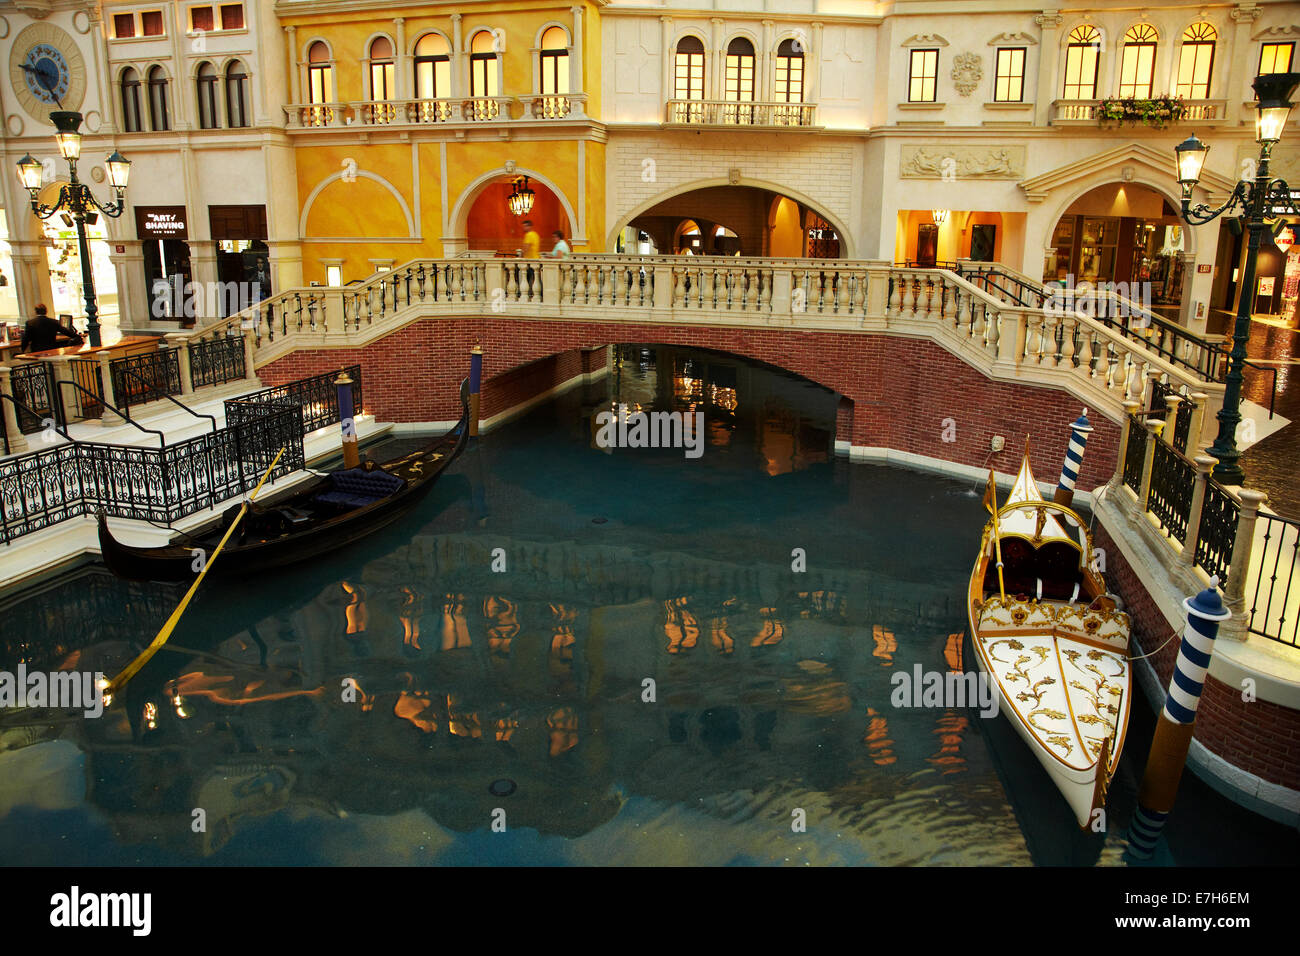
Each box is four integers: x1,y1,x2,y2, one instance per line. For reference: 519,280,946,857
1147,441,1195,542
1194,480,1239,587
9,362,56,436
189,334,246,388
0,405,304,545
226,365,362,434
110,349,182,413
1123,415,1147,493
1247,512,1299,647
64,358,105,420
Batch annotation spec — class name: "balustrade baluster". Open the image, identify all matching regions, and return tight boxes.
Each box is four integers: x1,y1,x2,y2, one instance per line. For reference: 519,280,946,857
971,299,986,342
673,266,686,308
986,309,1001,355
745,268,759,311
900,272,915,320
941,280,955,326
1077,325,1094,377
575,263,588,304
504,263,518,303
1039,312,1057,368
449,264,462,302
417,264,428,301
887,273,901,318
1059,315,1076,368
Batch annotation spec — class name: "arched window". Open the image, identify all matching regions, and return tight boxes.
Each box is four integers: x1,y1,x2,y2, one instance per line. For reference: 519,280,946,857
1118,24,1158,98
1176,23,1217,99
1062,25,1101,99
196,62,218,128
307,41,333,104
147,66,169,131
540,26,569,95
120,67,142,132
470,31,499,98
673,36,705,123
774,38,804,104
414,33,450,99
369,36,395,101
723,37,755,124
226,61,249,127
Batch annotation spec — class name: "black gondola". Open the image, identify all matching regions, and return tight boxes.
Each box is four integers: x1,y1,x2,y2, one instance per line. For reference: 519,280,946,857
97,384,471,582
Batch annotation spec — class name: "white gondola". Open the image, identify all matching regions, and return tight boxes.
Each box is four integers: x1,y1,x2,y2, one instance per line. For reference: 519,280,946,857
968,443,1132,828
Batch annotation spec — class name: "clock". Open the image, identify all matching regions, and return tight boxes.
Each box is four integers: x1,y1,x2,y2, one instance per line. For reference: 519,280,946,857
8,23,86,119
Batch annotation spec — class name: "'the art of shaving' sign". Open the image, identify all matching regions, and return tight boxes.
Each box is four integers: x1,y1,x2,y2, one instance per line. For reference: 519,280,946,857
135,206,188,240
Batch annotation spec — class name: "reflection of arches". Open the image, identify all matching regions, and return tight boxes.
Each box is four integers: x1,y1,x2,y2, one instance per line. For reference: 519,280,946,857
449,166,580,245
299,170,416,237
611,177,853,257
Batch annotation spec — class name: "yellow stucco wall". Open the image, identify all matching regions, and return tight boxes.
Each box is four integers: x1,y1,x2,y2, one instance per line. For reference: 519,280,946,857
281,2,605,286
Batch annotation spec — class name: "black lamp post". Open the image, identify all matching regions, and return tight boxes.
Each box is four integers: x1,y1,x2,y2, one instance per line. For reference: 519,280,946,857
16,111,131,349
1174,72,1300,485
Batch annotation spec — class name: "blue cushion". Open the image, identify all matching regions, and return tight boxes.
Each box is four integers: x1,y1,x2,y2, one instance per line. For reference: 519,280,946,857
328,467,404,498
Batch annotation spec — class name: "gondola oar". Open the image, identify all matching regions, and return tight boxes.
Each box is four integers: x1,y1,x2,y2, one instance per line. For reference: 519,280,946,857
983,468,1006,601
102,448,287,702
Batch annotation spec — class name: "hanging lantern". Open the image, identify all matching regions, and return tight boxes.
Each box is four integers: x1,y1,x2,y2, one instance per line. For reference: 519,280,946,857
1276,225,1295,255
932,209,949,225
507,176,535,216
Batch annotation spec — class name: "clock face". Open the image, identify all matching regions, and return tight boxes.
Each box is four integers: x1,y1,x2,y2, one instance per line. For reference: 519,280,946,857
22,44,71,104
8,23,86,119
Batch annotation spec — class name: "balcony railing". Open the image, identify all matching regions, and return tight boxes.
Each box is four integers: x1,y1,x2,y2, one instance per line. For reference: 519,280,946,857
664,99,818,128
289,95,586,129
1051,98,1226,125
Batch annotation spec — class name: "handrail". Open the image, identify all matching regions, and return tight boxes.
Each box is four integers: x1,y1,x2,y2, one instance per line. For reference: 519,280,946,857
115,364,219,435
0,392,77,454
55,380,167,448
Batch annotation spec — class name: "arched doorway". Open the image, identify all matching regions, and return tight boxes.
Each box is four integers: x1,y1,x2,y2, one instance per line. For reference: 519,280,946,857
38,182,120,333
1046,182,1185,312
619,184,848,258
465,176,572,256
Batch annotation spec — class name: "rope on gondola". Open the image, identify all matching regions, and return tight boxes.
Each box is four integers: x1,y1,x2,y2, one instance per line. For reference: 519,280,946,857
1124,625,1182,662
102,447,287,701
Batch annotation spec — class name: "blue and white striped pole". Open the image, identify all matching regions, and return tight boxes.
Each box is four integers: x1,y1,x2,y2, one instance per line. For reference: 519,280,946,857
1053,408,1093,508
1125,577,1231,862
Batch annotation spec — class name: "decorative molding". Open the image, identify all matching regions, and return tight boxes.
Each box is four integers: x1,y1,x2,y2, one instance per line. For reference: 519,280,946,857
728,168,741,185
1018,141,1237,203
1230,4,1263,22
900,144,1024,179
1034,13,1064,28
988,32,1037,46
951,52,983,96
901,33,949,48
72,10,90,34
11,0,51,19
1252,24,1299,40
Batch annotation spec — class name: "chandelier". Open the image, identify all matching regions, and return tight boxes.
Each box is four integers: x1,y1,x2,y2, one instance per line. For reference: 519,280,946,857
932,208,949,225
508,176,535,216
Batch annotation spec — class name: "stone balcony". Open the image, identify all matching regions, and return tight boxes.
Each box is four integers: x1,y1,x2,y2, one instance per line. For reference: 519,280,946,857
663,99,818,128
1050,97,1228,127
285,93,590,130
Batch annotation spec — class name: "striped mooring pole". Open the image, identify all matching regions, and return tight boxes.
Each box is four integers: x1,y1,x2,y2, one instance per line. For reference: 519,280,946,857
335,370,360,470
1125,577,1231,861
469,345,483,439
1053,408,1093,508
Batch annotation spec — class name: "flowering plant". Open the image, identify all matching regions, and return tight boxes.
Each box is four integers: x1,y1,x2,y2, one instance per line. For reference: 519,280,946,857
1098,94,1186,129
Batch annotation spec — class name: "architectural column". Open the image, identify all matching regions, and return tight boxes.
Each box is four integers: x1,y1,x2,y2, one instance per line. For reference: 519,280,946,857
1032,12,1064,127
1220,488,1269,640
267,239,303,292
9,245,54,322
1097,16,1118,102
188,239,219,326
286,26,301,103
1226,5,1263,128
88,7,119,134
808,22,823,106
660,17,674,107
760,20,775,102
570,6,584,98
0,366,29,453
710,18,724,101
1179,249,1214,334
394,18,408,99
108,240,149,329
451,14,464,98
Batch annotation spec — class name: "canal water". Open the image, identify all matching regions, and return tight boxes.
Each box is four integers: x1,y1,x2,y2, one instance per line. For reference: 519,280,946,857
0,345,1295,866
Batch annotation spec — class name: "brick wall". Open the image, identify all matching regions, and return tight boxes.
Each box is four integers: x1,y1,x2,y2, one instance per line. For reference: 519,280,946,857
258,319,1120,492
1093,521,1300,791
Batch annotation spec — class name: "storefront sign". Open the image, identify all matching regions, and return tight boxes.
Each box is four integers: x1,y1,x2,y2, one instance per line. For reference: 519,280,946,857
1276,227,1294,255
1258,277,1275,296
135,206,188,240
1197,264,1212,274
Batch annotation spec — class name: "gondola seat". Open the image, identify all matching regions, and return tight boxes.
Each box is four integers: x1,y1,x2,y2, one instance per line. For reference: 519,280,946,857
312,467,406,510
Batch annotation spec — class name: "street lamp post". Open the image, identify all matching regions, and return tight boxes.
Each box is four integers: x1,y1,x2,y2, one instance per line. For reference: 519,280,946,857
15,111,131,349
1173,72,1300,486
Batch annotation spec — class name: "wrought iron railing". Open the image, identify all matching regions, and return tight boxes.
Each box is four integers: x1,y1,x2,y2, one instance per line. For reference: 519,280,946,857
189,334,246,388
1194,480,1239,586
1247,512,1299,647
1147,440,1194,541
9,362,55,435
1123,415,1146,493
110,349,182,413
0,405,304,545
226,365,362,434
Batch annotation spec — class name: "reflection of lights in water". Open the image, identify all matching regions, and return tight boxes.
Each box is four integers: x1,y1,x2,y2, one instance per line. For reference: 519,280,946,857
664,597,699,653
441,594,471,650
864,706,897,765
708,385,738,412
943,632,963,673
547,706,579,756
143,701,158,730
872,624,897,666
928,712,969,774
341,581,368,634
399,586,423,649
174,694,190,719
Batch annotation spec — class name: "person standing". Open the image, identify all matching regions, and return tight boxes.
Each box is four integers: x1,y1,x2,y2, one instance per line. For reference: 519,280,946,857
521,221,541,259
548,231,571,258
20,303,83,354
